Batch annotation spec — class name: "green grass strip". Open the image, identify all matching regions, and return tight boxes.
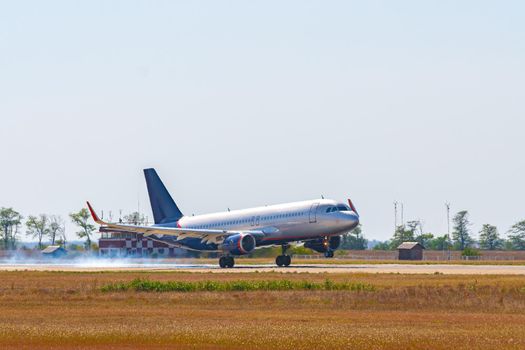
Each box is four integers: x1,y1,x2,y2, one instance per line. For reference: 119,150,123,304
101,278,376,293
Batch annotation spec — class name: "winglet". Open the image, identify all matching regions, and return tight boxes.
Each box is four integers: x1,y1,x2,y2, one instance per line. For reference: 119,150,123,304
86,201,104,224
348,198,358,216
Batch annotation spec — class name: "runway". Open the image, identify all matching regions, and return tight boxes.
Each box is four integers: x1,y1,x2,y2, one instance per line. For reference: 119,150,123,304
1,260,525,274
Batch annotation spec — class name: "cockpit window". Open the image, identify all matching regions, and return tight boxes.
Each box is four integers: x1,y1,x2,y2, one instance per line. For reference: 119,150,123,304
326,205,351,213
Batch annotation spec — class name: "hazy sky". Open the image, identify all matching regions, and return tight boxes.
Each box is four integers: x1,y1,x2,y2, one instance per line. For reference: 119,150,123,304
1,1,524,242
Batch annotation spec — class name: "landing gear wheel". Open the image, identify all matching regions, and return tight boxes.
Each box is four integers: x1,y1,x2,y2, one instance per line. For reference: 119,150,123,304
324,250,334,258
276,244,291,267
219,256,235,268
276,255,291,267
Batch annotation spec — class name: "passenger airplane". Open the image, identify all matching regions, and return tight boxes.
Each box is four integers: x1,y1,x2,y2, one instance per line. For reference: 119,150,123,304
87,168,360,268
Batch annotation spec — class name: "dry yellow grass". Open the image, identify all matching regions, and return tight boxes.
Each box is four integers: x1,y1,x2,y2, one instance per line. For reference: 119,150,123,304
1,271,525,349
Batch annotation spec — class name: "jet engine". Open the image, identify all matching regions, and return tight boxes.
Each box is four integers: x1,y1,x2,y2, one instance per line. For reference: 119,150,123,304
221,233,256,255
304,236,341,253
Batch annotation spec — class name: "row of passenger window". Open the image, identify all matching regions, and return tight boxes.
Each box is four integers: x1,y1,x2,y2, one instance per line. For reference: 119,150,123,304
187,211,307,229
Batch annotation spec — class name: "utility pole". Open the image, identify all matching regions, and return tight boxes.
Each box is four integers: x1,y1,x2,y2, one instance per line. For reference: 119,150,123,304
445,202,451,260
445,202,451,237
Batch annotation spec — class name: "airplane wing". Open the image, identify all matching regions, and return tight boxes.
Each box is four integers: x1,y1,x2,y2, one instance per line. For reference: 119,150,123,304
87,202,260,244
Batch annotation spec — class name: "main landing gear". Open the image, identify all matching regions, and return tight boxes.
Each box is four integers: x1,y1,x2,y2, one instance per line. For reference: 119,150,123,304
219,256,235,268
276,244,291,267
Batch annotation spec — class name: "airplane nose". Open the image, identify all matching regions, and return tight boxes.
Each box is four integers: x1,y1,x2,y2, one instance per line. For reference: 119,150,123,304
350,213,359,227
342,211,359,229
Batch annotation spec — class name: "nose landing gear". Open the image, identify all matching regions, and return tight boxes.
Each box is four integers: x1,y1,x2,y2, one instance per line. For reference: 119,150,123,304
323,236,335,258
219,256,235,268
276,244,291,267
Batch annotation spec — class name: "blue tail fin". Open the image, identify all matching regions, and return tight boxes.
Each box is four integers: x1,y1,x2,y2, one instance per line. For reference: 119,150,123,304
143,168,183,224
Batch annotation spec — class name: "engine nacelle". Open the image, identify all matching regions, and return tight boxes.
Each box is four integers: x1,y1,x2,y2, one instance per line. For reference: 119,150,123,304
221,233,256,255
304,236,341,253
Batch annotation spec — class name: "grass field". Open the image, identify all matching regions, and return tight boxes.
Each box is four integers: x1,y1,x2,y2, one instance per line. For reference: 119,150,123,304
1,271,525,349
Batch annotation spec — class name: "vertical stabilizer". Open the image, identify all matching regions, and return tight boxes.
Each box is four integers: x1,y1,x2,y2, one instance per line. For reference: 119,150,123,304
143,168,183,224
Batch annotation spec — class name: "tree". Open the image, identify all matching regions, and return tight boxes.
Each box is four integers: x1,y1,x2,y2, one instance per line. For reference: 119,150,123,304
507,220,525,250
461,247,480,257
415,233,434,248
123,212,146,225
372,241,391,250
340,225,367,250
48,215,64,246
26,214,49,249
70,208,96,250
503,239,515,251
406,220,422,236
452,211,472,250
426,234,450,250
389,223,417,249
0,207,23,250
478,224,502,250
55,222,68,248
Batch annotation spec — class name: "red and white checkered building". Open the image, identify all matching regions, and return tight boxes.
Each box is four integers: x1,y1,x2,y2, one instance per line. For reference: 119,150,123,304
98,230,179,257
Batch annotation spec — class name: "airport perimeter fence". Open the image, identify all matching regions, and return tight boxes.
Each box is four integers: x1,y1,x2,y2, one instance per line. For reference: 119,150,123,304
293,251,524,261
292,254,398,260
459,255,516,261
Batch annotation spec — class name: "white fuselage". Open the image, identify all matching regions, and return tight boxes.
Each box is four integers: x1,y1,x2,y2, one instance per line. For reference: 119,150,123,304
173,199,359,245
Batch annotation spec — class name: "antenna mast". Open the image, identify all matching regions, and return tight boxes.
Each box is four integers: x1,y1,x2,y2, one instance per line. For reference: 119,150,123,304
393,201,398,232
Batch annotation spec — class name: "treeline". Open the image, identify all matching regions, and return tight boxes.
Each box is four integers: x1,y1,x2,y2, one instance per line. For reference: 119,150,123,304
373,210,525,251
0,207,95,250
3,205,525,252
0,207,147,251
340,225,367,250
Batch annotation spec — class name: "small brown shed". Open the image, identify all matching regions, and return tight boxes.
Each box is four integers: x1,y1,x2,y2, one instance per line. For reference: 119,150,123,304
397,242,425,260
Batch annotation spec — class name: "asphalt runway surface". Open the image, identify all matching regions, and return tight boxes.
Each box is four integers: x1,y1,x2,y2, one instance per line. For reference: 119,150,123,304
1,260,525,274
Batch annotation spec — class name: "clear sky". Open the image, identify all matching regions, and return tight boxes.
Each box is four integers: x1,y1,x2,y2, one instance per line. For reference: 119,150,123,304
1,1,524,242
